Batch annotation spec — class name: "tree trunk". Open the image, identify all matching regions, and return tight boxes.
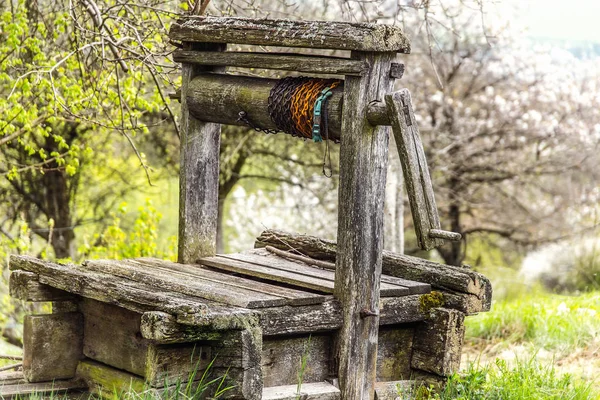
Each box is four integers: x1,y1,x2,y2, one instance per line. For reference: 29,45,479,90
43,169,74,259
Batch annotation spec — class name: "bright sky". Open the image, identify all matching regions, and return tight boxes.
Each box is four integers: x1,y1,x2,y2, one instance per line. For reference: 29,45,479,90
504,0,600,43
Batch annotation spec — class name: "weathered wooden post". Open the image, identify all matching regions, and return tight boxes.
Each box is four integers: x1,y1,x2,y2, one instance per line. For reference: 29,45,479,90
178,42,225,263
334,51,396,399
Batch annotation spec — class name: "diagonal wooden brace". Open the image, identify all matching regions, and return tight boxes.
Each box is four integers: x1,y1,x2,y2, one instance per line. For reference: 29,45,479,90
385,89,461,250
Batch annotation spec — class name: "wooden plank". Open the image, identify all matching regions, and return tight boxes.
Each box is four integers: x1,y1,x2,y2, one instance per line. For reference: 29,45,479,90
166,295,426,336
10,255,252,323
334,50,396,400
411,308,465,377
250,248,431,296
169,16,410,53
216,251,410,297
133,257,327,306
199,256,336,293
255,229,492,306
0,371,26,386
0,378,87,398
140,311,223,343
385,89,443,250
262,382,341,400
262,335,331,387
9,270,74,302
76,359,148,397
178,42,225,263
84,259,287,309
173,50,368,75
81,299,148,376
145,328,263,399
376,326,414,382
23,313,83,382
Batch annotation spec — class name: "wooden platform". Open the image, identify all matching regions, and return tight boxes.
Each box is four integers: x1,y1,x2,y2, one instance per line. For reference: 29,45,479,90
8,242,490,399
10,248,431,337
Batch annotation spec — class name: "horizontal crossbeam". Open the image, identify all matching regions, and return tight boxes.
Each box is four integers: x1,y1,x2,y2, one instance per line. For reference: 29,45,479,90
169,16,411,53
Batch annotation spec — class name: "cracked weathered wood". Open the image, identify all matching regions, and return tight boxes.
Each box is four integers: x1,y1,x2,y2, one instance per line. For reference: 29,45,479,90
169,16,410,53
385,89,443,250
262,334,331,387
173,50,368,75
185,74,344,140
9,270,74,302
255,229,492,311
132,257,327,306
411,308,465,377
76,360,148,397
209,249,417,297
23,313,83,382
142,295,427,341
0,377,87,398
10,256,258,329
335,50,397,400
83,258,287,309
179,43,225,263
145,327,263,399
81,299,149,376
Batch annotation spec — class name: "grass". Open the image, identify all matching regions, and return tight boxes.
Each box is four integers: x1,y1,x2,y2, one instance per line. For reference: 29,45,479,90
433,357,597,400
465,290,600,354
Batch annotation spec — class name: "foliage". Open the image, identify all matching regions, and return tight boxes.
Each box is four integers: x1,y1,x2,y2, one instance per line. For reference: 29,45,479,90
434,358,596,400
78,199,176,261
465,290,600,354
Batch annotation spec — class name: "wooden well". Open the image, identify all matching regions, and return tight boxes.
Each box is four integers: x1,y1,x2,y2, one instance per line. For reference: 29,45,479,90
6,15,491,400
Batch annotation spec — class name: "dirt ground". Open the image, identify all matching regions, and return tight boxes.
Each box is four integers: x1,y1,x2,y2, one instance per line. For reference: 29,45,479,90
462,338,600,388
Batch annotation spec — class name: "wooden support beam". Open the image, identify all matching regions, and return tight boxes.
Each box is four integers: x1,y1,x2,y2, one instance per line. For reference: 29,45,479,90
411,308,465,377
334,51,396,400
178,42,225,263
255,230,492,312
173,50,368,75
169,16,410,53
10,270,74,302
23,313,83,382
385,90,443,250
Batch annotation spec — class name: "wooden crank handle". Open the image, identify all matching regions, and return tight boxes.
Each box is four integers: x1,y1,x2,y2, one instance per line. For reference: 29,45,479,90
429,229,462,242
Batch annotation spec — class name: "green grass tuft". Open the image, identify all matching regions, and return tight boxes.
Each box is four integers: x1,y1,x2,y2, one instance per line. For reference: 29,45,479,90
437,357,597,400
465,290,600,353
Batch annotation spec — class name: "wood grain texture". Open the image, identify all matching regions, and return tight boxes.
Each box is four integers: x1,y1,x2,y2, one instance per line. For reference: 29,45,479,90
376,326,414,382
169,16,410,53
10,255,264,328
140,311,223,343
23,313,83,382
178,43,225,263
83,259,287,309
76,359,148,397
133,257,327,306
262,335,331,387
217,249,413,297
0,378,87,398
334,51,396,400
255,230,492,310
411,308,465,377
185,74,344,140
262,382,341,400
173,50,368,75
81,299,148,376
385,89,443,250
10,270,74,302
